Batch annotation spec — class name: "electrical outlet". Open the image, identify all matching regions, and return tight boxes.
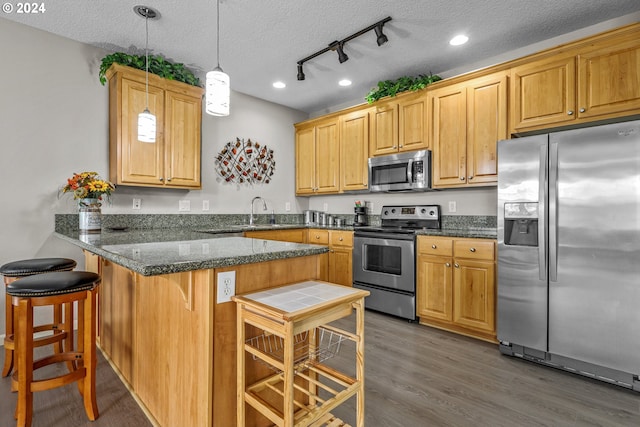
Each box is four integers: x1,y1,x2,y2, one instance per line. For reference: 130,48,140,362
216,271,236,303
179,200,191,212
448,201,457,213
285,202,291,212
132,198,141,210
202,200,210,211
323,203,328,212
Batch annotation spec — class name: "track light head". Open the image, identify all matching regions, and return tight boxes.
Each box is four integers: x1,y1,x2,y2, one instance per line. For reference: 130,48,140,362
330,41,349,64
374,23,388,46
297,63,305,81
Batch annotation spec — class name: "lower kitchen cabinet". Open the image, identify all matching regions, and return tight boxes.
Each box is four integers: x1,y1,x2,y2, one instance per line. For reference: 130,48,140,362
416,236,496,342
308,229,354,286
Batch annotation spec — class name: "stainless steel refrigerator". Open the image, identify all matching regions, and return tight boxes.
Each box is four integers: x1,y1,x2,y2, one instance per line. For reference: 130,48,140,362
497,120,640,391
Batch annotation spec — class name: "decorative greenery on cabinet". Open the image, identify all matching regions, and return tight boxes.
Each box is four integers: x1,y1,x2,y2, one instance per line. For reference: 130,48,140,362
365,73,442,103
99,52,200,87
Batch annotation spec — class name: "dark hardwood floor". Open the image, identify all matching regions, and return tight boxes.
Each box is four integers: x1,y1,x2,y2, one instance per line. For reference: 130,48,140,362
2,310,639,426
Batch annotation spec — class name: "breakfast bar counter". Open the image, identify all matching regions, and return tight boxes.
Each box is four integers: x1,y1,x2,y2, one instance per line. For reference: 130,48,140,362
54,229,330,427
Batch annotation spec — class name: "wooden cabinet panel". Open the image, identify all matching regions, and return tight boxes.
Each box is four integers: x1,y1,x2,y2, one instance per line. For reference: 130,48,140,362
330,230,353,247
370,94,428,157
244,229,306,243
295,126,316,194
466,73,507,185
578,38,640,119
329,247,353,286
430,84,468,187
416,236,496,342
453,259,495,333
340,110,369,191
315,120,340,193
164,90,201,187
308,229,329,245
510,55,576,131
370,102,398,156
107,63,203,189
417,255,452,322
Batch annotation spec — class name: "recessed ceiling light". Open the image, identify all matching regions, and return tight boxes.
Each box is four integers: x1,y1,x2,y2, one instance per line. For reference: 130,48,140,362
449,34,469,46
272,81,286,89
339,79,352,87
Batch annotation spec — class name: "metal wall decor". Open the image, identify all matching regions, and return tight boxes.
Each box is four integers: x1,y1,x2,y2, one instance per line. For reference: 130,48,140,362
215,138,276,184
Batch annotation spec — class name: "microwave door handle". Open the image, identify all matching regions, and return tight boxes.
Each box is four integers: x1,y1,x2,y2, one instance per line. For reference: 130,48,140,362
406,159,413,182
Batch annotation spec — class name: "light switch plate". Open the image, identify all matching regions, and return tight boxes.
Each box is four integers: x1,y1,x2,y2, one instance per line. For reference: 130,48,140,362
202,200,210,211
179,200,191,212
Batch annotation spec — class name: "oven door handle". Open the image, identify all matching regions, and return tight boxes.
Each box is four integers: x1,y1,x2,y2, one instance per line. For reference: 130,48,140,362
406,159,414,183
354,232,416,241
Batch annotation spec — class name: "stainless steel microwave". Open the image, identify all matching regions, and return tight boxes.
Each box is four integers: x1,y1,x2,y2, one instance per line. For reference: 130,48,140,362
368,150,432,192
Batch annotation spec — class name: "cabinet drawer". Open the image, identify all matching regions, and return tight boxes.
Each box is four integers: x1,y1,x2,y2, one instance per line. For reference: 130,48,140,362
453,239,495,260
418,236,453,256
330,231,353,248
308,229,329,245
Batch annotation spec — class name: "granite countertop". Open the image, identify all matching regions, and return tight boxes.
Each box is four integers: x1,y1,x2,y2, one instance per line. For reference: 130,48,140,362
415,228,497,239
55,229,328,276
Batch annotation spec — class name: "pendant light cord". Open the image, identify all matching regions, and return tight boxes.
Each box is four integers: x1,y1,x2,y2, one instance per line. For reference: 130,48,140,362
145,10,150,110
216,0,221,69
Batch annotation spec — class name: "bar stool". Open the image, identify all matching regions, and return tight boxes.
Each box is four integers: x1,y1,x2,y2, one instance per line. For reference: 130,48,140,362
7,271,100,427
1,258,77,377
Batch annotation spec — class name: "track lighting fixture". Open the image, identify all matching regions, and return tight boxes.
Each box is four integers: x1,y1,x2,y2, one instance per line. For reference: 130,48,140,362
296,16,391,81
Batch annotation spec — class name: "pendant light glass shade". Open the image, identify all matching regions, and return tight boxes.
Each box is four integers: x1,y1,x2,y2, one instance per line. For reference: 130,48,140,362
138,108,157,143
206,67,230,116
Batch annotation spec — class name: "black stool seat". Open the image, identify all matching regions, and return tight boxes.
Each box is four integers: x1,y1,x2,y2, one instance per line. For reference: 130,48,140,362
7,271,100,297
0,258,77,277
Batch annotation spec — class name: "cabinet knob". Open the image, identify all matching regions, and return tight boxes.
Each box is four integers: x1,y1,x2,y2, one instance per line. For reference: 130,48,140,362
392,146,397,149
167,178,172,182
460,177,465,181
445,262,451,267
339,237,343,241
579,108,586,113
567,110,574,115
432,244,437,249
470,247,476,252
159,178,164,181
454,263,460,268
330,249,335,253
315,235,320,239
468,176,474,180
399,145,403,148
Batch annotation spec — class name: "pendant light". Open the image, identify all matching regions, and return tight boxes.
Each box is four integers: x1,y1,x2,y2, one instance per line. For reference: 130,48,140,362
205,0,230,116
135,6,158,142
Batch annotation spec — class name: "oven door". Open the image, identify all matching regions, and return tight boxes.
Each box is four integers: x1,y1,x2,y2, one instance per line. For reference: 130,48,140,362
353,233,415,292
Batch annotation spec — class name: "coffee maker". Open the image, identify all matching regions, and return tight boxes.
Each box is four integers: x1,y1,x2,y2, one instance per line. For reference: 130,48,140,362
353,206,368,226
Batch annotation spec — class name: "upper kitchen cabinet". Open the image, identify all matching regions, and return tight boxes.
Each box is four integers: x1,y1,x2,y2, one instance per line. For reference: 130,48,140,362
510,25,640,134
429,71,507,188
106,64,203,189
369,92,429,156
340,109,370,191
295,117,340,195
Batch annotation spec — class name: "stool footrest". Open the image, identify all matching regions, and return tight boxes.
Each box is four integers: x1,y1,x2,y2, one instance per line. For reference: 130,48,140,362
31,368,86,393
3,330,67,350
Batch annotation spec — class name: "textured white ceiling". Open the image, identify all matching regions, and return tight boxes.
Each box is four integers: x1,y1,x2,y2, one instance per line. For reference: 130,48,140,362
3,1,640,114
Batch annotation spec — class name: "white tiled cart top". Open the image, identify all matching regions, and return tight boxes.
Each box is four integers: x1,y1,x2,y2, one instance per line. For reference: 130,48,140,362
241,281,362,313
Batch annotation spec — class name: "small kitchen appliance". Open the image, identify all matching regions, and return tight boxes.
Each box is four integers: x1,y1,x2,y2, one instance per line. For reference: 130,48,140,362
368,150,432,192
353,206,368,226
353,204,440,320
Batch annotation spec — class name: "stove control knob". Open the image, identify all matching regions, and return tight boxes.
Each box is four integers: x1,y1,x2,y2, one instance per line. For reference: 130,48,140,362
391,208,396,213
421,208,426,214
429,210,435,216
383,210,389,216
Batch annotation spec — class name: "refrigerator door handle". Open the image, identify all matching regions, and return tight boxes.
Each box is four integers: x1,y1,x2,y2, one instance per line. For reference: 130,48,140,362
539,144,548,281
549,141,559,282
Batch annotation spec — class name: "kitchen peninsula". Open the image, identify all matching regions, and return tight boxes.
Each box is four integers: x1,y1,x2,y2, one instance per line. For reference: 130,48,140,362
55,228,329,427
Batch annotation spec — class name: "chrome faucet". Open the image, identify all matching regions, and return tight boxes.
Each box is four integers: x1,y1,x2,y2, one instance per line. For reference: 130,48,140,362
249,196,267,225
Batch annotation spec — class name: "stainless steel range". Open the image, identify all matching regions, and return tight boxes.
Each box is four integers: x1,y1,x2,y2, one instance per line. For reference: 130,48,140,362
353,205,440,321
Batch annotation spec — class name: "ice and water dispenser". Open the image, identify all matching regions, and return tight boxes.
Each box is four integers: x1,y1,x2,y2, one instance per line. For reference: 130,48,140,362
503,202,539,247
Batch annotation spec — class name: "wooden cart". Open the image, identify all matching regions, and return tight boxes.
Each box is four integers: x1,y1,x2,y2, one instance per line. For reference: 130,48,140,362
233,281,368,427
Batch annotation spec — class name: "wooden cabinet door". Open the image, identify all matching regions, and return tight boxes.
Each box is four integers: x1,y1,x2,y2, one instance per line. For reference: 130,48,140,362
340,110,369,191
119,78,165,185
369,102,398,156
295,126,316,194
399,96,428,152
430,84,467,187
466,72,507,186
452,258,495,333
315,120,340,193
164,90,201,188
329,247,353,286
578,37,640,120
510,55,576,132
417,255,453,321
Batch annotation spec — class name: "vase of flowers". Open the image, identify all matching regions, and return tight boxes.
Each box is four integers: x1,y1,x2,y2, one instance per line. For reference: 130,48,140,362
61,172,115,233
